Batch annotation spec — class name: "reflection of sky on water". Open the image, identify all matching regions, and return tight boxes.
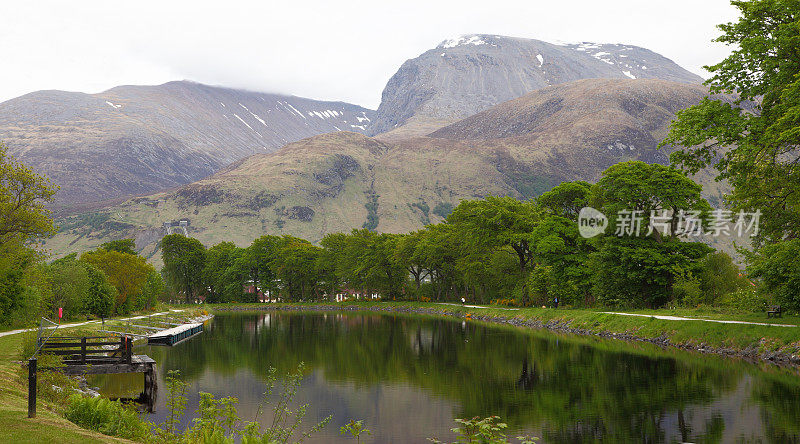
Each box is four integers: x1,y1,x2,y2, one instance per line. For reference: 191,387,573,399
118,365,464,443
91,312,800,443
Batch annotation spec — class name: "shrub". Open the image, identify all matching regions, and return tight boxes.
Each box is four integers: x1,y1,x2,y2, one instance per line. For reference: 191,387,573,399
748,239,800,311
429,416,538,444
698,252,743,300
340,420,370,443
718,287,768,313
673,272,704,308
65,394,155,442
491,298,520,307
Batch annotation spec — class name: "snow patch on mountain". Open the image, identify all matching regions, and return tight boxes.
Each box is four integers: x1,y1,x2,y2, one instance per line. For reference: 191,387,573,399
439,35,490,49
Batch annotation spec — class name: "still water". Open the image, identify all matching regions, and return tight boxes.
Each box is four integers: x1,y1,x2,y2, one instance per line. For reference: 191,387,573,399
94,311,800,443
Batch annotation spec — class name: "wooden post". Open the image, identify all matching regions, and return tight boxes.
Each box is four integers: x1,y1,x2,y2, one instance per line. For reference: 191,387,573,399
81,337,87,364
143,363,156,413
28,358,36,418
126,337,132,364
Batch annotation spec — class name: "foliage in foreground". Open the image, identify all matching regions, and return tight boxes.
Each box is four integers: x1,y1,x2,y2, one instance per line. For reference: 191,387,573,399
64,364,331,444
340,420,370,443
65,394,155,442
429,416,538,444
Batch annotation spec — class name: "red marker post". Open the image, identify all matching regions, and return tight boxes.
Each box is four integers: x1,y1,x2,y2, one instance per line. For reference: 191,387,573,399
58,307,62,322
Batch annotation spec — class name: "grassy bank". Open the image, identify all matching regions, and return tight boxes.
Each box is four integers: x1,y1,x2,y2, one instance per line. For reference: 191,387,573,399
0,308,208,444
0,333,131,444
208,301,800,363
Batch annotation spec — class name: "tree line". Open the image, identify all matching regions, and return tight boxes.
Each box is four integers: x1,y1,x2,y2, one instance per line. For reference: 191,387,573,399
160,160,752,309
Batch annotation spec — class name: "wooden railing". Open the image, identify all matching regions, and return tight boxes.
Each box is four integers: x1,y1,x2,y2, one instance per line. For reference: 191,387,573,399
37,335,133,366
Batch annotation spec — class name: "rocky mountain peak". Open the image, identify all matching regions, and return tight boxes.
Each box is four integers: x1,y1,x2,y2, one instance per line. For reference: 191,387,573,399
368,34,703,136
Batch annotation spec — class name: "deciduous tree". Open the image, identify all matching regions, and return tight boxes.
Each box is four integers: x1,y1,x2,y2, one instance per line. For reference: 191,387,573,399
81,249,152,312
161,234,207,303
0,142,56,247
662,0,800,243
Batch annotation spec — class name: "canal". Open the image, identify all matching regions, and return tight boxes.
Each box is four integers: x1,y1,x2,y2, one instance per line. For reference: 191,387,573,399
93,311,800,443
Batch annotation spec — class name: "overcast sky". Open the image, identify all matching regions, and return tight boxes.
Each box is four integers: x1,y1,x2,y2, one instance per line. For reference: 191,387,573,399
1,0,740,109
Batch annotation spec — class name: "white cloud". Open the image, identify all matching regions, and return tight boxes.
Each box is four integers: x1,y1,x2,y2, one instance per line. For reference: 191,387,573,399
0,0,739,109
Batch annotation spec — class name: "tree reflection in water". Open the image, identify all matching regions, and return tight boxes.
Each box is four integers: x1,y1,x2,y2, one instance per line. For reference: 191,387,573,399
92,312,800,443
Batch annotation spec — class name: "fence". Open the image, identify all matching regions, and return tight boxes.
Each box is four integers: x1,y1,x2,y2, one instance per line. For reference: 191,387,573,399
37,335,133,365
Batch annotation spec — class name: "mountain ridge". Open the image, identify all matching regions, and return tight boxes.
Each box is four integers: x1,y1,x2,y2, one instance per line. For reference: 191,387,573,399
0,80,375,208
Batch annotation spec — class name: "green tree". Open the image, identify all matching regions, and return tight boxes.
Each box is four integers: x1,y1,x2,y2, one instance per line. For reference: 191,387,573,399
138,269,166,310
698,251,744,304
100,239,137,255
661,0,800,243
44,255,91,319
161,234,207,303
591,238,712,308
321,230,404,299
204,242,248,303
528,213,594,306
415,224,460,301
319,232,349,295
271,236,322,300
244,235,282,298
0,142,57,247
448,197,540,272
83,263,116,317
537,181,592,220
587,162,715,307
748,239,800,310
594,161,711,241
80,249,152,313
394,231,431,297
0,244,41,325
0,142,56,325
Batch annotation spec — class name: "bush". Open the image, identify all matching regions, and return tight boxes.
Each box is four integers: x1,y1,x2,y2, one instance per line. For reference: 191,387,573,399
698,251,744,303
748,239,800,311
490,298,520,307
65,394,155,442
83,263,116,317
673,272,704,308
718,287,768,313
429,416,538,444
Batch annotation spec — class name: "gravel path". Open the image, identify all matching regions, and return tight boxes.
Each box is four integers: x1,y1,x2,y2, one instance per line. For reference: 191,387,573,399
0,309,185,338
438,303,797,327
599,311,796,327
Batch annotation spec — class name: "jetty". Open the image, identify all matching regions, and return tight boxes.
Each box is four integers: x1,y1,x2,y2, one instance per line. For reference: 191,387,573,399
34,335,157,411
100,314,204,346
147,322,204,346
27,313,208,417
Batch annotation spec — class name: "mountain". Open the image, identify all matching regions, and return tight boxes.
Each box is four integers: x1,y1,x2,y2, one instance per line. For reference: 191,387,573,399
369,34,704,137
44,79,730,264
0,81,374,208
